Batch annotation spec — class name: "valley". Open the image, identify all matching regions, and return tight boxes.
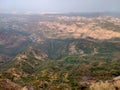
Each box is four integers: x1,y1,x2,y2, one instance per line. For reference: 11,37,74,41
0,13,120,90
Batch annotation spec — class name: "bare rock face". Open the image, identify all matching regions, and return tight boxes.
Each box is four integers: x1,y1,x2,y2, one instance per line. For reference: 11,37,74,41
0,79,22,90
69,43,78,55
38,20,120,40
21,86,29,90
21,86,34,90
113,76,120,81
0,79,34,90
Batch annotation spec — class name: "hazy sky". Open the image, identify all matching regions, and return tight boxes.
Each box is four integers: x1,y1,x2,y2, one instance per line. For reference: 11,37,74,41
0,0,120,13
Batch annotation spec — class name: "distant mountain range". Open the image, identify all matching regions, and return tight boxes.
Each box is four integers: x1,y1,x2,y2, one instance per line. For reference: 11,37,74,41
1,12,120,17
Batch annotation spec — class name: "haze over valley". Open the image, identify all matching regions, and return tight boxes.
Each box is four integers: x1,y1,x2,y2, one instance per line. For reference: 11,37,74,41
0,0,120,90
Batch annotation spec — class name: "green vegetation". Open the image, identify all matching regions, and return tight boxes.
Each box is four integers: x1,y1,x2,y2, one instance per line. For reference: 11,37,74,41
99,21,120,32
0,39,120,89
0,14,120,89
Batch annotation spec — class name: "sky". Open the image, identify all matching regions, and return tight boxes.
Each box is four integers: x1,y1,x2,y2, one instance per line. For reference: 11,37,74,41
0,0,120,13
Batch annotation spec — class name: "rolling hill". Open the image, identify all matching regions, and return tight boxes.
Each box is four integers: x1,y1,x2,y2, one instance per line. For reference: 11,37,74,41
0,13,120,90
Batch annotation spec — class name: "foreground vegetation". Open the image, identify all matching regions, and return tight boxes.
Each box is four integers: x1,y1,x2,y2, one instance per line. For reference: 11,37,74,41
0,39,120,90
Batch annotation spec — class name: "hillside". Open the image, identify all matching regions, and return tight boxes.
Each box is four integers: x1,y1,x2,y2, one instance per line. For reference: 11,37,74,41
0,14,120,40
0,14,120,89
0,39,120,89
0,29,31,65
